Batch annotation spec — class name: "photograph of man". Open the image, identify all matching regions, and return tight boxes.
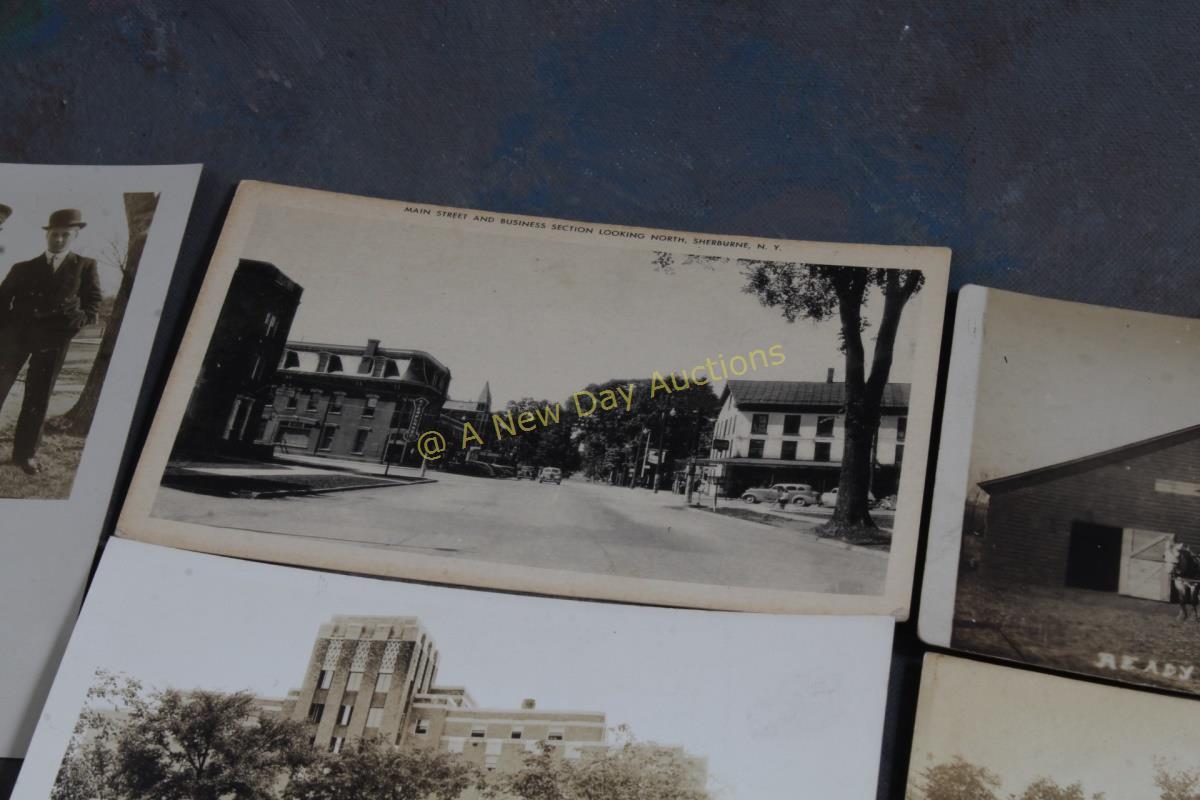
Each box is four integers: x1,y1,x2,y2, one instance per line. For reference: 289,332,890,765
0,209,101,474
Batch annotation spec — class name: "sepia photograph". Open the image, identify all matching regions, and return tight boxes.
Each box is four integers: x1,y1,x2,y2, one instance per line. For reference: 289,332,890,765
922,287,1200,694
907,654,1200,800
118,181,949,615
0,163,200,759
12,539,895,800
0,190,160,497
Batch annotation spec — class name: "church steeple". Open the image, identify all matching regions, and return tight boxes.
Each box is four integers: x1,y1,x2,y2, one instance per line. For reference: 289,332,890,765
477,382,492,412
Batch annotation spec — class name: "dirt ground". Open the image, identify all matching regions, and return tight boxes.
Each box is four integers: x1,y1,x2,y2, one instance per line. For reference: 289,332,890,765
952,573,1200,694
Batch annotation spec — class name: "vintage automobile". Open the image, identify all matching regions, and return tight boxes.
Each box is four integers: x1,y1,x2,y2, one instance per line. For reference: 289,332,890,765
741,483,811,504
818,487,876,507
786,484,821,506
517,465,538,480
538,467,562,484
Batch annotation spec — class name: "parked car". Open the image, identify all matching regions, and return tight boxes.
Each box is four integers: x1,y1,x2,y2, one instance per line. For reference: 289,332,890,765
741,483,811,504
517,465,538,480
818,487,876,507
786,485,821,506
539,467,562,484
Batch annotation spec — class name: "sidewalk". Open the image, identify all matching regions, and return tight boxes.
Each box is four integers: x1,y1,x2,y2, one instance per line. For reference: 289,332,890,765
163,456,433,499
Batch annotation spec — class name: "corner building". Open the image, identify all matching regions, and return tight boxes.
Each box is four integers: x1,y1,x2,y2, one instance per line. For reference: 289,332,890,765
280,616,608,771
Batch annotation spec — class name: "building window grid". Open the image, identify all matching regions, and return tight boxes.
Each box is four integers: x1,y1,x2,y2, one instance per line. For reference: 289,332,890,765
346,671,364,692
814,441,832,462
782,414,801,436
748,439,765,459
352,428,370,455
751,413,769,435
816,415,836,437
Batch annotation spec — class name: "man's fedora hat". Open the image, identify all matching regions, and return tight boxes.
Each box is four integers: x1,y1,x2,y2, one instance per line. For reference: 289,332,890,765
43,208,86,230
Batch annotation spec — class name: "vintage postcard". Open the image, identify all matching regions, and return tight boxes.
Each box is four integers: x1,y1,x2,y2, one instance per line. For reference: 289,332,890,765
116,180,949,615
920,286,1200,694
908,654,1200,800
12,538,895,800
0,162,200,757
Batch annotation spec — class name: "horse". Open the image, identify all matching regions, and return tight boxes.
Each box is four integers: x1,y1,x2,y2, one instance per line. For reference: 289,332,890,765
1167,542,1200,622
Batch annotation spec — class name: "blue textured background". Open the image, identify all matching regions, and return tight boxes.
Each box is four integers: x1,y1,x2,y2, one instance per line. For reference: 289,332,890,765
3,1,1199,797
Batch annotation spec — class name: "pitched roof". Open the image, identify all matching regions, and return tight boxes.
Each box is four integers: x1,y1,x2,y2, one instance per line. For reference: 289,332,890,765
980,423,1200,494
443,399,483,413
720,379,910,410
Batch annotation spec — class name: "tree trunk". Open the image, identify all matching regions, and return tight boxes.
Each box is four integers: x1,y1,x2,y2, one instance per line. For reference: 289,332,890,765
823,270,920,539
52,192,160,436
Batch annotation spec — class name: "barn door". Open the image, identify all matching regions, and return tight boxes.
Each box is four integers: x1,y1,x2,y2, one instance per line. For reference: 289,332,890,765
1119,529,1175,602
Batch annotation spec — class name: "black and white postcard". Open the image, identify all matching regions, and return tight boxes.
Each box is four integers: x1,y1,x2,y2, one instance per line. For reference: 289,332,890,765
116,181,949,616
921,286,1200,694
11,538,895,800
0,162,199,757
907,654,1200,800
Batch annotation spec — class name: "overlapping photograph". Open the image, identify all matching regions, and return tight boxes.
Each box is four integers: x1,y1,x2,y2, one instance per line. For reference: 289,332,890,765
921,286,1200,694
11,540,895,800
119,182,949,614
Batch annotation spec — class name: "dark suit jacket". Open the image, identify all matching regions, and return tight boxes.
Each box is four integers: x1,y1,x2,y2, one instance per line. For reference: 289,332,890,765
0,252,103,348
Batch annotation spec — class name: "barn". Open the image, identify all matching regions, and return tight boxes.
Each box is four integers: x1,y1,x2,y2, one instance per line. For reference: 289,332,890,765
978,424,1200,602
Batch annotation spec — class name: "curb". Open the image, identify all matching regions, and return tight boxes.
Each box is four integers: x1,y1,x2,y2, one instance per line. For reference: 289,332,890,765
690,505,891,560
243,477,436,499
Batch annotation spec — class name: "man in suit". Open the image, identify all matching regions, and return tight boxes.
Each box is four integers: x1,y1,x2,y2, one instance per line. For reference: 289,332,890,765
0,209,102,474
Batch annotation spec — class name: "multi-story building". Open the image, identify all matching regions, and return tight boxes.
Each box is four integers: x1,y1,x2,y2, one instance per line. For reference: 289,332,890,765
441,382,492,451
276,616,610,773
259,340,451,465
172,259,303,458
706,376,910,498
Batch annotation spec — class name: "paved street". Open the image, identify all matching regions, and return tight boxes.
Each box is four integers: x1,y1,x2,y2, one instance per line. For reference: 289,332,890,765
152,465,888,595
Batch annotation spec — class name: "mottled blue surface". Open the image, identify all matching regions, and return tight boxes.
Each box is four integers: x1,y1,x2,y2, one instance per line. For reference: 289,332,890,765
2,1,1199,797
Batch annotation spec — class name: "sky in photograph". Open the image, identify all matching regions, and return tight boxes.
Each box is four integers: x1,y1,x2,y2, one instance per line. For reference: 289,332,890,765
911,656,1200,799
966,289,1200,486
35,542,894,800
239,204,926,407
0,191,132,296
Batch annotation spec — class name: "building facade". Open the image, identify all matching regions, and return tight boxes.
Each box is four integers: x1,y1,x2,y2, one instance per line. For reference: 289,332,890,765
441,383,493,452
259,340,451,465
705,378,909,498
173,259,303,458
275,616,610,772
978,424,1200,601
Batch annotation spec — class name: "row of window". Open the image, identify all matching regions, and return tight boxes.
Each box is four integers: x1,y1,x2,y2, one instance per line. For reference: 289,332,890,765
281,392,418,428
317,668,395,693
721,414,908,441
745,440,905,463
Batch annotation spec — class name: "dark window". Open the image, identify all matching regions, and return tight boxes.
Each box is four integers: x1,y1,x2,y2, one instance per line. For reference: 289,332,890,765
285,391,298,410
782,415,801,436
358,357,374,375
511,730,523,740
307,393,320,412
748,439,765,458
318,669,333,690
318,425,337,451
816,416,835,437
814,442,831,462
352,429,370,454
383,360,401,378
282,350,300,369
895,444,904,465
330,395,344,414
751,414,769,435
363,397,378,418
392,403,413,430
470,726,486,739
897,416,907,442
780,441,797,460
326,355,344,373
307,703,324,724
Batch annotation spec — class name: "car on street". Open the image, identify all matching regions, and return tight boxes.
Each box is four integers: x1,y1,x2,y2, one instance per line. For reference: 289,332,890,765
785,485,821,506
539,467,562,484
517,465,538,480
818,487,876,507
741,483,811,504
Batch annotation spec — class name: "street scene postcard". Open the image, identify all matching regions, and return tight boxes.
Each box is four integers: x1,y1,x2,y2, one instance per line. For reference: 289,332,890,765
117,181,950,615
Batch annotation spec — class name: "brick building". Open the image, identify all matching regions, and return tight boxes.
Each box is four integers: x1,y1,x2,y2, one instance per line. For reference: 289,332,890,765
441,382,492,447
260,340,451,465
978,424,1200,601
173,259,303,458
274,616,611,771
705,376,909,498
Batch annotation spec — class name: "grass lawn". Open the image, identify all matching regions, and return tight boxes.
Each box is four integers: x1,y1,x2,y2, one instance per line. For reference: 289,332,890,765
952,573,1200,694
0,428,84,499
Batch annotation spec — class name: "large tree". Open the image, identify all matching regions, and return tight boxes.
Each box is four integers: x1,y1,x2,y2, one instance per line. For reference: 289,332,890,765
909,757,1001,800
653,252,923,536
284,741,481,800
